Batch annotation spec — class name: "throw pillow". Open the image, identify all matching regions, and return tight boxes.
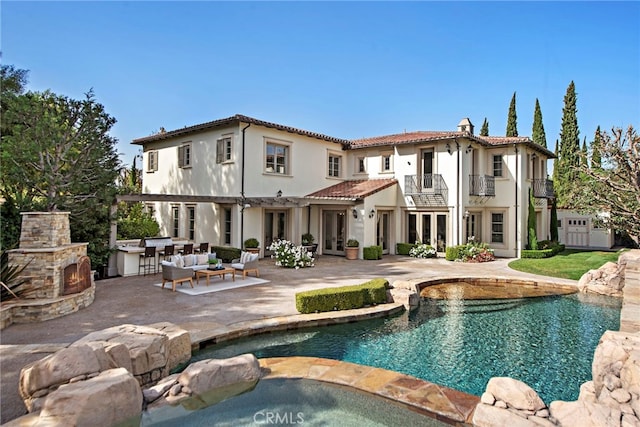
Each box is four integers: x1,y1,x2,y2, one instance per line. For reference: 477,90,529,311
172,255,184,269
183,254,195,267
161,260,177,268
249,253,259,262
240,251,251,264
197,254,208,265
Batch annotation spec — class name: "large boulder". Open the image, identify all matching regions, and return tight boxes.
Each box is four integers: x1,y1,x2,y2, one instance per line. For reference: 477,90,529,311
473,403,549,427
486,377,546,412
549,400,621,427
178,353,261,395
37,368,142,427
147,321,192,372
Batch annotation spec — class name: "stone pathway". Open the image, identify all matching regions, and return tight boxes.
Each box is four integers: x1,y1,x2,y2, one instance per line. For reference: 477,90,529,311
0,255,579,424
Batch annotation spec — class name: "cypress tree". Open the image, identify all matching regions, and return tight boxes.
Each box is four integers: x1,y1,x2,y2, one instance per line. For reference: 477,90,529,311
506,92,518,137
591,126,602,170
527,188,538,250
532,98,547,147
550,198,559,242
581,138,588,168
555,81,580,206
480,118,489,136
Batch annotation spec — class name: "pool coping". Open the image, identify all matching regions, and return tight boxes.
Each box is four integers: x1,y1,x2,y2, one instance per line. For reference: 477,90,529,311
259,356,479,425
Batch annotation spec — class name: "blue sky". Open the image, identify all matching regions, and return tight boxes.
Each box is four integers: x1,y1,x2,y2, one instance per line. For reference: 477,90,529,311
3,1,639,166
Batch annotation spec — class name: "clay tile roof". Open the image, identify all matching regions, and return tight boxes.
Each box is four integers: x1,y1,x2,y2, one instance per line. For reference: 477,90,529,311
132,114,350,145
481,136,532,145
306,179,397,201
350,131,464,148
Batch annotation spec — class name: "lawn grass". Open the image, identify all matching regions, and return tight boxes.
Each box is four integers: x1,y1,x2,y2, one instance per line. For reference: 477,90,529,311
508,249,624,280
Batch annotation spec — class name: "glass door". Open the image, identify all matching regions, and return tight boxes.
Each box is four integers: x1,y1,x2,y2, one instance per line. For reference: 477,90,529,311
377,211,390,254
421,214,432,245
323,210,346,255
421,149,434,190
465,213,482,243
436,214,447,252
264,210,287,256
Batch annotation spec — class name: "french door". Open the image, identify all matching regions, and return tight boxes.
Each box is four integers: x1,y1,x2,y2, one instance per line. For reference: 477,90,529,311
323,210,346,255
264,210,287,256
376,211,391,254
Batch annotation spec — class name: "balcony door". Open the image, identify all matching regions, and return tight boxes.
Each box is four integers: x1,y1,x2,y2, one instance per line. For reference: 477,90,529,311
421,149,434,190
323,210,346,255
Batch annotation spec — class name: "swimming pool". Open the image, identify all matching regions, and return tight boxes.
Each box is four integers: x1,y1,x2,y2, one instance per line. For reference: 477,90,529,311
141,378,448,426
194,292,621,403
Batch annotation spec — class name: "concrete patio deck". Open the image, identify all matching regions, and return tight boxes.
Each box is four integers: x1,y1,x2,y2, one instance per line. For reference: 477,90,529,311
0,255,579,424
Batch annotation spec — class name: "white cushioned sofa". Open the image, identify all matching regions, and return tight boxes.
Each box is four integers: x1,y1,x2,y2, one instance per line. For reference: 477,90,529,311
166,253,213,271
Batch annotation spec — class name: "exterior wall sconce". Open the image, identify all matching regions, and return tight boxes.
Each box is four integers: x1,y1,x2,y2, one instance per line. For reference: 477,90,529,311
446,142,452,155
464,210,470,219
369,209,375,219
352,208,358,219
276,189,282,197
465,144,473,153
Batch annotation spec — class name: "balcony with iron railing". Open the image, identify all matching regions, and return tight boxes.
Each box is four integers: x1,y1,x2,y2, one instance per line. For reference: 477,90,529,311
404,174,448,206
532,178,554,199
469,175,495,197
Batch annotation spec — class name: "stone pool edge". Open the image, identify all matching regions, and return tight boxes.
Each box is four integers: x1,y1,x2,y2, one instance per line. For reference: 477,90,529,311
259,356,479,425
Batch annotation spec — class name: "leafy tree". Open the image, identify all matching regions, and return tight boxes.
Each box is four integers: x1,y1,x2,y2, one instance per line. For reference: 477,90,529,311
506,92,518,137
532,98,547,147
591,126,602,170
480,118,489,136
570,126,639,243
117,202,160,239
581,138,589,168
550,198,559,242
527,188,538,250
0,64,28,99
118,155,142,194
1,82,121,268
554,81,580,206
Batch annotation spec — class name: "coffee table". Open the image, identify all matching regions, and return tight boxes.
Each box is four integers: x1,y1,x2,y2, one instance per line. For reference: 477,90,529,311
195,267,236,286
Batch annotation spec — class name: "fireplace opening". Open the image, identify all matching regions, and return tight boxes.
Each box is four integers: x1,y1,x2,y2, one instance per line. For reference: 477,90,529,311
63,256,91,295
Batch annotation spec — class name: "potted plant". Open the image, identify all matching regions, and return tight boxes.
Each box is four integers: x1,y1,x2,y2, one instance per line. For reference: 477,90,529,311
301,233,315,246
345,239,359,260
244,238,260,254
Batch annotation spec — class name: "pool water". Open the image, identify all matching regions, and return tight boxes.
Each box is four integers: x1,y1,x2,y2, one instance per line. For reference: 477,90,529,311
142,378,447,426
194,292,621,403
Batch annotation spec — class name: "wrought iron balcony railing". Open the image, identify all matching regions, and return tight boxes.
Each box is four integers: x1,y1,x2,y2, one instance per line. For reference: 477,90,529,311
404,174,448,206
469,175,495,197
532,179,554,199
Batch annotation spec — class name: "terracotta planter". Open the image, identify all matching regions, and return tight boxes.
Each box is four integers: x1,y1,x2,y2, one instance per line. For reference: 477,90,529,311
245,247,260,255
345,247,359,260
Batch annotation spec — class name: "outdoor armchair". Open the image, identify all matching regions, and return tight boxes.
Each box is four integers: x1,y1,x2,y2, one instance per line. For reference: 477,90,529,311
231,251,260,279
161,263,194,292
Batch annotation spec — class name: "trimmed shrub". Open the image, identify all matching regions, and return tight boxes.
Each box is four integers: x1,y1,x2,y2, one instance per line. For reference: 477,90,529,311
211,246,241,263
295,278,388,314
521,249,555,259
363,245,382,260
445,245,463,261
396,243,415,255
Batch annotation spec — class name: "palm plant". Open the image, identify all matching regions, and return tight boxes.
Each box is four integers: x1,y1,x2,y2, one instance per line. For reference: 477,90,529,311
1,250,30,301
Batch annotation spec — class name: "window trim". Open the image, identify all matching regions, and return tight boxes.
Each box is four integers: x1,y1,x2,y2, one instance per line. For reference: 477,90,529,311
178,142,192,169
146,150,158,173
171,205,180,238
492,153,504,178
216,135,233,164
355,156,367,174
264,138,292,175
490,211,505,245
381,151,393,173
327,151,342,178
187,205,196,241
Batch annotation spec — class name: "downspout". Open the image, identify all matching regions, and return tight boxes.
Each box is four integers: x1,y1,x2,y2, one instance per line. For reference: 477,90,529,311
240,123,251,248
456,138,462,245
514,144,519,258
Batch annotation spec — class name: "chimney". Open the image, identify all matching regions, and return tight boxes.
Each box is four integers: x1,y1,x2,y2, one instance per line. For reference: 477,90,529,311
457,118,474,135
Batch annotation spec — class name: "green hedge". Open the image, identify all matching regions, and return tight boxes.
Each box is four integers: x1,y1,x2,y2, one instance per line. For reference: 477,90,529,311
396,243,415,255
445,245,463,261
295,278,388,314
363,245,382,260
211,246,242,263
520,243,565,259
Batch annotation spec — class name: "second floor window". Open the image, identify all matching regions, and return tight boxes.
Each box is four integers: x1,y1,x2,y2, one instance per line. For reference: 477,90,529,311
492,154,503,177
266,142,289,174
382,153,393,172
328,154,341,177
178,143,192,168
216,137,233,163
147,151,158,172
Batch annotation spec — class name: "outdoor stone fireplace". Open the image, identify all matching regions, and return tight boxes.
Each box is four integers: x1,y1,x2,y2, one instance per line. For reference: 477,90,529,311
1,212,95,329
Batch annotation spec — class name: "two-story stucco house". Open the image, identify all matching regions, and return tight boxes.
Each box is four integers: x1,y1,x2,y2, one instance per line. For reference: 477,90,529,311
129,114,555,259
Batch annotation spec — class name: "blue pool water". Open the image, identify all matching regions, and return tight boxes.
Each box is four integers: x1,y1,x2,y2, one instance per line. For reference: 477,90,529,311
194,292,621,403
